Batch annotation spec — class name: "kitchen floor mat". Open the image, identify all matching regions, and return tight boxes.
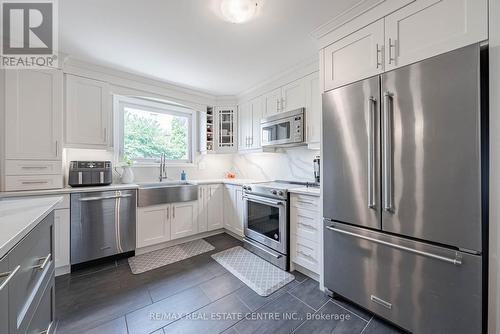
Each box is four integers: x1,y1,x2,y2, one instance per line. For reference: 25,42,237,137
128,239,215,274
211,246,295,296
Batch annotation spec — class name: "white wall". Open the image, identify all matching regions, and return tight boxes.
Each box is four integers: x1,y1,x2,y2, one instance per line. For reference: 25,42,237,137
489,0,500,333
233,147,319,182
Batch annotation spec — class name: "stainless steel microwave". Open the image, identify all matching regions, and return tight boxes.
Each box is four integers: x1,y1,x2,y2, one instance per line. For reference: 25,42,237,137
260,108,304,147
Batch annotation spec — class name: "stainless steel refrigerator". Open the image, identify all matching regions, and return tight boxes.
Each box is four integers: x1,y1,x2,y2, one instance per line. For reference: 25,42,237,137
323,44,486,333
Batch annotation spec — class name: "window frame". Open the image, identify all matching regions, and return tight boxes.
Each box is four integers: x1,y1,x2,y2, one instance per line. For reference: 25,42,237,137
115,96,196,167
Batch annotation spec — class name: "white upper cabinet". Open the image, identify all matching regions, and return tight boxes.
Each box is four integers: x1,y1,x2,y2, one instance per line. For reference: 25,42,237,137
5,69,63,160
238,101,252,150
238,97,263,151
250,97,263,149
323,19,384,91
282,79,306,112
65,75,111,148
263,88,282,116
304,72,321,146
385,0,488,70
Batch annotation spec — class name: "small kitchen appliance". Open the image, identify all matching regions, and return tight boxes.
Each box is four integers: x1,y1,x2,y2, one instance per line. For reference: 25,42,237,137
68,161,113,187
313,156,320,183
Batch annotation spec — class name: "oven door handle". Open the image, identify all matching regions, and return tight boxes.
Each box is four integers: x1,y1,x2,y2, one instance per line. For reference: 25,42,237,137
243,195,285,207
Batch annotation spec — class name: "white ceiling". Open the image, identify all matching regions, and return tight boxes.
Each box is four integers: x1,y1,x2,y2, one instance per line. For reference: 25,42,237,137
60,0,359,96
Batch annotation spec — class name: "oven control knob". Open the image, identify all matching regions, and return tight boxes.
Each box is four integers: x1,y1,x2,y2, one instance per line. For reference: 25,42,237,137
247,186,252,191
243,186,247,190
271,190,277,195
278,191,284,196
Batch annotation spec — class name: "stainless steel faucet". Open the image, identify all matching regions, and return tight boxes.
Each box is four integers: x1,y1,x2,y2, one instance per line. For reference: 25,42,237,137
159,153,167,182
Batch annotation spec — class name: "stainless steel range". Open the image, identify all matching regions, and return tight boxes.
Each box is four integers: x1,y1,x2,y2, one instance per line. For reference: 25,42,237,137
242,180,317,270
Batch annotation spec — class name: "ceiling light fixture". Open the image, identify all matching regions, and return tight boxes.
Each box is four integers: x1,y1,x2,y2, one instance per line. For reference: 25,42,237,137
220,0,260,24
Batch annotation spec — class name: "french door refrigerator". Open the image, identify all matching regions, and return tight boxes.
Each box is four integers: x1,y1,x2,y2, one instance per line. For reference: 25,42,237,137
323,44,486,334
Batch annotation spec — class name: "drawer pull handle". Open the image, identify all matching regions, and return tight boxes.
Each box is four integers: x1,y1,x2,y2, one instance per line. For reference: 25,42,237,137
326,225,462,265
21,181,49,185
297,200,315,205
371,295,392,309
0,265,20,291
35,253,52,271
38,321,53,334
298,250,316,260
298,221,316,230
21,166,48,169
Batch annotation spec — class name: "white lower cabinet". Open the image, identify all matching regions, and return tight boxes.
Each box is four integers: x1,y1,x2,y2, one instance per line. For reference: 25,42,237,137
54,208,70,272
137,201,199,247
223,185,244,237
171,201,198,240
207,185,224,231
137,204,171,248
290,193,321,274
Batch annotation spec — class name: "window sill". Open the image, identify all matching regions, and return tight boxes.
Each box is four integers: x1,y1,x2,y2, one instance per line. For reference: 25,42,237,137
131,162,196,168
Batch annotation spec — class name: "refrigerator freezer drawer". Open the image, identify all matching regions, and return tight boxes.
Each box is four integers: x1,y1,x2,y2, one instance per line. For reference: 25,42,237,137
324,222,482,334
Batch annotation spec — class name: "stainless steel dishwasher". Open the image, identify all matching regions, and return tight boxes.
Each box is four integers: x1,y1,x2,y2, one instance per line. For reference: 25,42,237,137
70,190,136,265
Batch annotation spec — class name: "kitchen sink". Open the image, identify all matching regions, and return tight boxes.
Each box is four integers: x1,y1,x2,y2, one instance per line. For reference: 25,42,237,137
137,181,198,207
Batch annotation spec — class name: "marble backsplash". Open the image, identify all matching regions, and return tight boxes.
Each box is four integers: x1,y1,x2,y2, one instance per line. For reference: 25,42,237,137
232,146,319,182
63,146,319,184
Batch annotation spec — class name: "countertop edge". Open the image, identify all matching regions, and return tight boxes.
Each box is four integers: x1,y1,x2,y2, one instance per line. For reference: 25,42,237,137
0,196,63,259
288,188,321,197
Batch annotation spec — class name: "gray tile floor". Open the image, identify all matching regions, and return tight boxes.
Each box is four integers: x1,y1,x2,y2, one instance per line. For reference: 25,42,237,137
55,233,405,334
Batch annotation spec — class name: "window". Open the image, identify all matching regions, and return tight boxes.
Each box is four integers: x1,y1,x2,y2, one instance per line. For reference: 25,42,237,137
117,97,195,165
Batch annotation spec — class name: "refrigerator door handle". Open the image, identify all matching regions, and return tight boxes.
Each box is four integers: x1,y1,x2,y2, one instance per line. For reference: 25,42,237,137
367,96,377,209
325,225,463,265
383,91,394,212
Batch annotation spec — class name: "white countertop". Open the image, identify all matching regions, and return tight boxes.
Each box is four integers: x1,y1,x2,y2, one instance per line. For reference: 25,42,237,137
288,187,321,197
0,183,140,198
0,179,267,199
0,196,62,258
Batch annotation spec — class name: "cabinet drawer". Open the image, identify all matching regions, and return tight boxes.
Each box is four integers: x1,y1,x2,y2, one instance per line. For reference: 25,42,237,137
291,194,319,211
26,277,55,334
291,208,319,242
9,213,54,333
5,160,62,176
324,223,482,334
291,235,319,273
5,175,63,191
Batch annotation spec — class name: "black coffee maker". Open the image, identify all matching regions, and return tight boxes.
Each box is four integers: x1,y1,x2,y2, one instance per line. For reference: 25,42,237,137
313,156,320,183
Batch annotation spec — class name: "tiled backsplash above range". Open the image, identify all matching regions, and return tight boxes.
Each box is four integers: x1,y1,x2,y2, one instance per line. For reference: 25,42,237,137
232,146,319,182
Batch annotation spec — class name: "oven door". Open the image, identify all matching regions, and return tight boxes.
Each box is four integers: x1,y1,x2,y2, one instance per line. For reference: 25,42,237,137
261,116,297,147
243,194,287,254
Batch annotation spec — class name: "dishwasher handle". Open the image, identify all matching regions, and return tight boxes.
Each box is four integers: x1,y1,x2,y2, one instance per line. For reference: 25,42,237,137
79,194,132,202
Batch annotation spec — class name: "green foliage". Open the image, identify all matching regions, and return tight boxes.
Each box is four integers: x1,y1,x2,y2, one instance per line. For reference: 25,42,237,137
123,111,188,161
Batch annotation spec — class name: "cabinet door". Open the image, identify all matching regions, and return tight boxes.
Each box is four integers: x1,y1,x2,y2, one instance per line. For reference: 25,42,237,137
250,97,263,149
207,185,224,231
54,209,70,270
137,205,169,248
233,188,245,236
282,79,306,112
238,101,252,150
198,186,208,233
323,19,384,91
171,202,197,239
223,185,234,230
304,72,321,145
65,75,110,148
385,0,487,70
263,88,282,116
0,256,8,334
5,69,63,160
